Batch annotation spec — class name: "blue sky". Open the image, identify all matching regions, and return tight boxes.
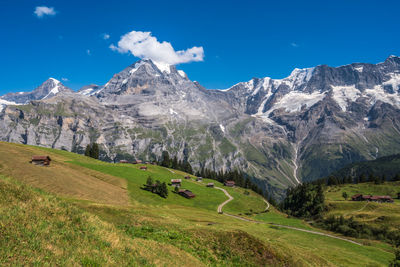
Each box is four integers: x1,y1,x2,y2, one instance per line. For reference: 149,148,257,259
1,0,400,94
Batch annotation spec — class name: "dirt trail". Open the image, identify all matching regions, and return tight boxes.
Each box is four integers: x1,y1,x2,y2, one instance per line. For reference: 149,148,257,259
215,187,234,213
215,185,362,246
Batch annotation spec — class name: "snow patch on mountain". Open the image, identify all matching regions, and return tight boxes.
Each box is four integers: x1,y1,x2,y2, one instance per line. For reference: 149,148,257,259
177,70,186,77
42,79,61,99
354,66,364,72
281,67,315,88
270,90,326,113
153,61,171,74
383,73,400,92
331,85,361,111
365,85,400,108
0,99,17,111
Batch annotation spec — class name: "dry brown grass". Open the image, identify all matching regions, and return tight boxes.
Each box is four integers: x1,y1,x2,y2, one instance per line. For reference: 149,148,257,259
0,142,129,206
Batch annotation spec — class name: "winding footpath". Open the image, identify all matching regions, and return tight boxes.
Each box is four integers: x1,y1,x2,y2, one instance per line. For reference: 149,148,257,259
215,187,234,213
214,186,362,246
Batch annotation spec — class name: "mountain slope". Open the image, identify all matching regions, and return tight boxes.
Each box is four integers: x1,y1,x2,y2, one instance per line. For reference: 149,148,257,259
0,142,394,266
326,154,400,180
1,56,400,198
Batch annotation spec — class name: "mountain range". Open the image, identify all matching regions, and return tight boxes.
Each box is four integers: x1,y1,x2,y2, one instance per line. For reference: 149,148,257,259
1,56,400,198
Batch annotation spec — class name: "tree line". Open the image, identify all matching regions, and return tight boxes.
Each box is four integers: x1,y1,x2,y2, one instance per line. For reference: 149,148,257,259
323,173,400,187
195,167,267,198
159,151,193,174
281,182,325,218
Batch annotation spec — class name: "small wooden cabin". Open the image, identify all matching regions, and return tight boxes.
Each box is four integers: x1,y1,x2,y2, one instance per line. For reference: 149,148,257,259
206,183,214,188
196,177,203,182
132,160,143,164
31,155,51,166
351,194,363,201
171,179,182,187
352,194,394,203
224,181,235,187
119,160,129,163
140,166,147,170
184,176,191,179
179,189,196,199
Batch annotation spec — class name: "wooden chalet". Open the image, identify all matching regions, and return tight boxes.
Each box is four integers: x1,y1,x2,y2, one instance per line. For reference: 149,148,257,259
171,179,182,187
140,166,147,170
184,176,191,179
224,180,235,187
196,177,203,182
119,160,129,163
351,194,363,201
351,194,394,203
206,183,214,188
30,155,51,166
132,160,143,164
178,189,196,199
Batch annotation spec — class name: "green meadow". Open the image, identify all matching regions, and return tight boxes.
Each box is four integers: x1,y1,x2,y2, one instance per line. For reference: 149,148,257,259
0,142,395,266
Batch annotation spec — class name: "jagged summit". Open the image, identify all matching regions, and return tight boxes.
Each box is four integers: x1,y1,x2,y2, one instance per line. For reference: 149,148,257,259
0,78,72,105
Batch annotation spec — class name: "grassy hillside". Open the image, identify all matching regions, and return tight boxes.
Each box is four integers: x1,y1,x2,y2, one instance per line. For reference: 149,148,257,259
0,142,396,266
325,182,400,230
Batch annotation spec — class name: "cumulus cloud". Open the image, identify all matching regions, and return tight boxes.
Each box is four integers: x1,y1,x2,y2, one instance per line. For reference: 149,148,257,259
86,49,91,55
102,33,110,40
34,6,56,18
61,77,69,82
291,42,299,48
110,30,204,65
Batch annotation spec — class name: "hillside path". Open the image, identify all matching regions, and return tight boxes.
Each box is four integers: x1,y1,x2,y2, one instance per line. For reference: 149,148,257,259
215,186,362,246
215,187,234,213
344,201,369,216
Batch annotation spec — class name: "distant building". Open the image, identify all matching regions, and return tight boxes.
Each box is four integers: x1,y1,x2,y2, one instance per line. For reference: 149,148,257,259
140,166,147,170
224,181,235,187
178,189,196,199
196,177,203,182
133,160,143,164
171,179,182,187
31,155,51,166
119,160,129,163
351,194,393,203
351,194,363,201
184,176,191,179
206,183,214,188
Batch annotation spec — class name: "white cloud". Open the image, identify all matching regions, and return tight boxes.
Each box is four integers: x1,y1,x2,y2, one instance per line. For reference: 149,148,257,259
86,49,91,56
110,30,204,65
34,6,56,18
291,42,299,48
61,77,69,82
102,33,110,40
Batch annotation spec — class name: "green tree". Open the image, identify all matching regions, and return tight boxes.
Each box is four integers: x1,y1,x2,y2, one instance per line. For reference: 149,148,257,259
160,182,168,198
342,191,348,200
174,186,179,193
146,176,154,186
84,144,91,157
171,156,178,170
90,143,99,159
160,151,170,167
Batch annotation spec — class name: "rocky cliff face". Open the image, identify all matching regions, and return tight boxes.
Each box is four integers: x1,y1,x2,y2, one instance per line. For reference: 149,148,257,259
1,57,400,198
